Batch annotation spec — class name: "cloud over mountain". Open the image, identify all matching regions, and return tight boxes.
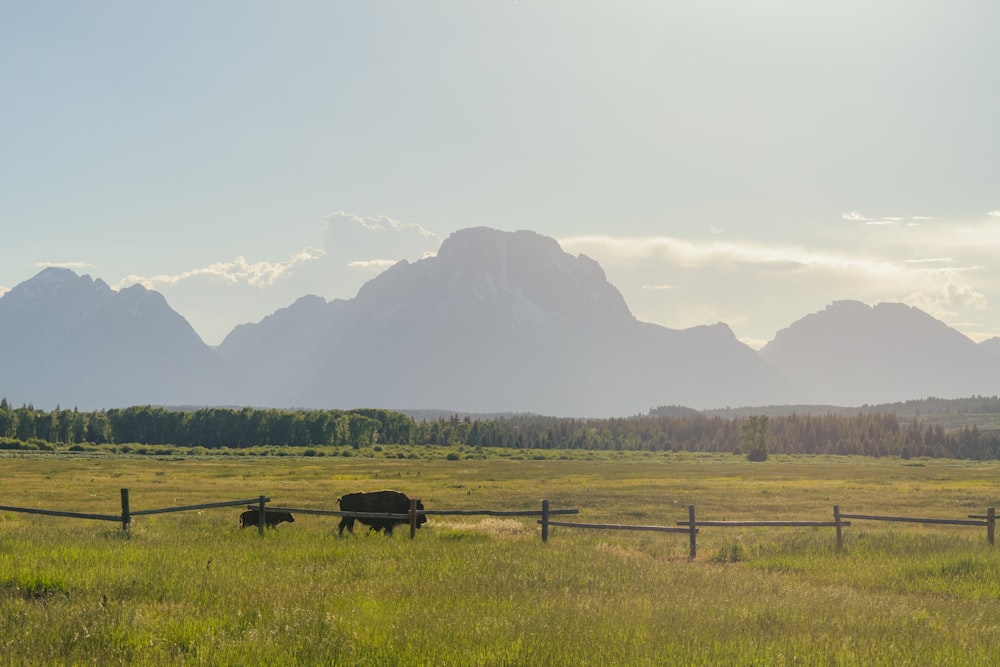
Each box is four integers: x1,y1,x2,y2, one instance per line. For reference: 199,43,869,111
118,250,325,291
217,227,787,416
104,211,443,346
322,211,440,269
560,210,1000,348
4,227,1000,415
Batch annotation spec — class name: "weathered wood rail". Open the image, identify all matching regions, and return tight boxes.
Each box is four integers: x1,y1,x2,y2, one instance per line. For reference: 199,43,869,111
1,489,995,553
267,499,579,539
0,504,121,524
672,505,853,557
0,489,274,535
840,506,995,548
543,504,995,559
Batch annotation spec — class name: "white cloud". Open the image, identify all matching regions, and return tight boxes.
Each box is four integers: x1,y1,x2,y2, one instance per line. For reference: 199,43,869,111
326,211,438,239
560,223,997,349
944,282,988,310
319,210,441,285
842,211,870,222
0,286,8,297
105,212,443,345
904,281,988,323
116,249,325,291
989,210,1000,217
561,234,901,277
348,259,399,270
841,211,927,227
32,261,96,271
909,219,1000,254
323,211,440,265
111,249,327,346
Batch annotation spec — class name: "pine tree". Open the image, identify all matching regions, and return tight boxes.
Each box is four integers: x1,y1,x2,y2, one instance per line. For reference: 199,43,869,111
742,415,769,462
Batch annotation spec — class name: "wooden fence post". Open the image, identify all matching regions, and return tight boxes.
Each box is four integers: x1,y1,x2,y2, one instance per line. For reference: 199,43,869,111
409,498,418,539
257,496,267,537
120,488,131,532
688,505,697,560
834,505,843,551
541,499,550,543
988,507,995,547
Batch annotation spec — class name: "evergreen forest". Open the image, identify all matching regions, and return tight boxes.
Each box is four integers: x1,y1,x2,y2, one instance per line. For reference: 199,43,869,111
2,398,1000,460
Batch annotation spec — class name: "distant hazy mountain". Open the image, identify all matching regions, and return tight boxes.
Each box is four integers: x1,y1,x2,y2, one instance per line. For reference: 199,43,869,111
218,227,789,416
5,231,1000,416
0,267,225,409
759,300,1000,406
981,337,1000,359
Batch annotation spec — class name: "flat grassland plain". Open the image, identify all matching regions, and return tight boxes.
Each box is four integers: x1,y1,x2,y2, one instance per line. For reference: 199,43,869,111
1,451,999,665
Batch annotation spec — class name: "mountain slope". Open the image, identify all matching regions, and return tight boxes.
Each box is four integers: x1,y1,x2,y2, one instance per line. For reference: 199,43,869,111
218,227,789,415
8,232,997,416
981,337,1000,359
759,300,1000,405
0,268,225,409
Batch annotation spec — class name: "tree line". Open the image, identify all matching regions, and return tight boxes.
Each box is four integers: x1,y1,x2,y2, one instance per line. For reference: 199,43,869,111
0,402,410,449
2,399,999,460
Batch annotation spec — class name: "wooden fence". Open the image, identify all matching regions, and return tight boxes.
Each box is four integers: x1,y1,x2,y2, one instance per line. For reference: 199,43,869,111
541,503,997,559
0,489,273,535
266,498,580,539
0,489,578,540
1,490,995,557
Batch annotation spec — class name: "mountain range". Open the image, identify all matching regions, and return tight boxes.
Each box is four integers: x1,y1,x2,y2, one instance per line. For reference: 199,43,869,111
3,226,999,417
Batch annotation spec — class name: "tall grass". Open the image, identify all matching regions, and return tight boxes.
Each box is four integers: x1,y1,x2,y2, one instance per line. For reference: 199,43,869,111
1,453,999,664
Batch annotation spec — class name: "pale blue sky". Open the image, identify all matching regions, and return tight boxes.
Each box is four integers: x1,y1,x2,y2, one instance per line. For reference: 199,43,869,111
3,1,998,347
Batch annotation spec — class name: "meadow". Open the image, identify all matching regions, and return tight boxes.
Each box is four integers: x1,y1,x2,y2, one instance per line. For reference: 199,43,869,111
1,450,999,665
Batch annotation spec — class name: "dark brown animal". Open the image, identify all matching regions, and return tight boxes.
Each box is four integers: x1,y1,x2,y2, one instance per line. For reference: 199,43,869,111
239,509,295,529
337,490,426,536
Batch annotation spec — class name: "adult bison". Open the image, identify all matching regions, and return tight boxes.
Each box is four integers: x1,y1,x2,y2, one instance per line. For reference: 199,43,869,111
239,509,295,529
337,490,427,536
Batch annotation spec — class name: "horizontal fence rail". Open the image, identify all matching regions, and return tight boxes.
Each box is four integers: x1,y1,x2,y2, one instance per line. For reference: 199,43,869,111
542,520,691,534
0,504,121,523
267,503,580,539
134,498,270,517
0,491,274,534
425,509,578,517
539,504,994,557
265,507,580,518
677,520,847,527
1,489,995,552
840,507,996,549
838,513,986,527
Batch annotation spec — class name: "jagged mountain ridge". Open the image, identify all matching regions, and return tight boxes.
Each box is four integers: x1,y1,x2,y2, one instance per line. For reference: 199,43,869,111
0,267,225,409
981,336,1000,359
760,300,1000,406
3,228,999,415
218,228,787,415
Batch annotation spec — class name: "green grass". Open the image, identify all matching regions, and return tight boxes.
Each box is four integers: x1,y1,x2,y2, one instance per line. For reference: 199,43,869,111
1,453,999,665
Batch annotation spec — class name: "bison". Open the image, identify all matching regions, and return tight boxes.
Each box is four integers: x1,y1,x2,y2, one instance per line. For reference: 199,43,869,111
239,509,295,529
337,490,427,536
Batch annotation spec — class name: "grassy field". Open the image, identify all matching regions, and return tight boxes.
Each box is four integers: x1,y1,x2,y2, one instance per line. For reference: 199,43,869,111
1,451,999,665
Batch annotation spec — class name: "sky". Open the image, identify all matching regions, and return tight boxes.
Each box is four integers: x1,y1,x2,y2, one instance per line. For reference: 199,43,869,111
2,1,999,348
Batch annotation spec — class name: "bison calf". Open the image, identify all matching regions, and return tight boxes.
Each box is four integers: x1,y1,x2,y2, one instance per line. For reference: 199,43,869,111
239,509,295,529
337,490,426,536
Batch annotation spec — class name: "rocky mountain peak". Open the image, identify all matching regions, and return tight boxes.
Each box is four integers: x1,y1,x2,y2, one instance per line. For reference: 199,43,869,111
5,228,998,415
2,267,107,313
0,267,220,409
357,226,634,329
760,299,1000,405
